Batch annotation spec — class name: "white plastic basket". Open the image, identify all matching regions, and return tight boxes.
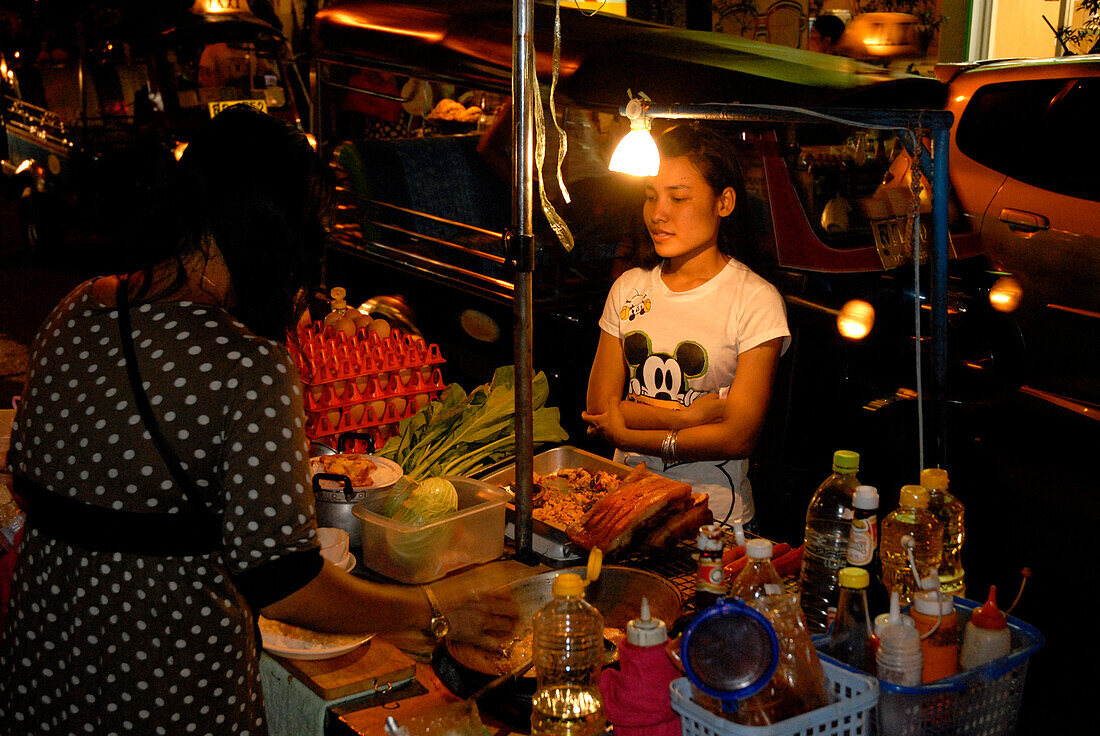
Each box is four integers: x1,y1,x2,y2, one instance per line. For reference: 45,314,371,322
670,660,879,736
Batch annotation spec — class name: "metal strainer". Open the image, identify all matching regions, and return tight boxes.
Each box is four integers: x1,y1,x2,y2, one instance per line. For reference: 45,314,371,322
680,598,779,712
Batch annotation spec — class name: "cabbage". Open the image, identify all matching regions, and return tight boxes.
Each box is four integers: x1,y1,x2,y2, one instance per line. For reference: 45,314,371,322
388,477,458,526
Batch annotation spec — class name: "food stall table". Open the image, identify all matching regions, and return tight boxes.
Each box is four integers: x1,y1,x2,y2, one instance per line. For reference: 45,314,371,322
260,559,547,736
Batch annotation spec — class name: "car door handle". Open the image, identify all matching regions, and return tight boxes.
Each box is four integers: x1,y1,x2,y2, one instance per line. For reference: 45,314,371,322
999,208,1050,233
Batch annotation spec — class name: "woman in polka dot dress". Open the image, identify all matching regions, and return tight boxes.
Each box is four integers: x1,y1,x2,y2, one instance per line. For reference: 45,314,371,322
0,106,515,734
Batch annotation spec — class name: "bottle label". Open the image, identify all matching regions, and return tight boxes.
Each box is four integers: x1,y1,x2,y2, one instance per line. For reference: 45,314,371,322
697,561,726,595
763,583,783,596
847,516,877,566
825,605,838,630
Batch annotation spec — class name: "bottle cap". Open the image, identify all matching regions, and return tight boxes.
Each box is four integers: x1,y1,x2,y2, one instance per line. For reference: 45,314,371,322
552,572,585,598
696,524,724,553
627,597,668,647
920,468,949,492
839,566,870,589
329,287,348,311
970,586,1008,630
745,539,773,560
899,484,930,509
913,572,954,615
875,611,915,636
853,485,879,511
832,450,860,473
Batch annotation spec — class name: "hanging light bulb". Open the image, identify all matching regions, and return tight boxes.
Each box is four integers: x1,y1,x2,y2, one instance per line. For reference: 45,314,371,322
609,98,659,177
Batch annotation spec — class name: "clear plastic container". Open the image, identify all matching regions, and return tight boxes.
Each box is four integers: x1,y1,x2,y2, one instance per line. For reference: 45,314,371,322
799,450,862,633
531,572,606,736
920,468,966,596
729,539,784,602
880,485,943,606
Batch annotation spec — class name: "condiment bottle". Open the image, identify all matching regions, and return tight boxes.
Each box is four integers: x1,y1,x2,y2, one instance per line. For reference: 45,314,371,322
531,572,606,736
599,598,680,736
729,539,784,602
875,592,922,687
920,467,966,596
847,484,887,613
959,585,1011,670
827,567,876,674
910,571,960,682
880,485,943,605
670,524,726,637
799,450,862,633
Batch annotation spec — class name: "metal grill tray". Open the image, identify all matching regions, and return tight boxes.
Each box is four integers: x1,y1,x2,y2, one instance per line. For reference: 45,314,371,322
477,446,634,567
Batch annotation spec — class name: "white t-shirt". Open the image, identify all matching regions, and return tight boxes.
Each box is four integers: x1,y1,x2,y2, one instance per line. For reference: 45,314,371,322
598,259,790,524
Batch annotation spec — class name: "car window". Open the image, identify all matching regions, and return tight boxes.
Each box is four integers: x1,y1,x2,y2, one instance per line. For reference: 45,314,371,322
957,76,1100,202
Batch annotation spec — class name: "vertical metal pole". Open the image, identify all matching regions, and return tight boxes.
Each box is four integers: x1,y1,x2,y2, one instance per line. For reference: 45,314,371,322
512,0,537,563
930,124,951,468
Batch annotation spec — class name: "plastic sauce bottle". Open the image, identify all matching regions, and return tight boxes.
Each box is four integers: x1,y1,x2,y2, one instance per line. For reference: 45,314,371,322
959,586,1011,670
599,598,680,736
799,450,862,633
531,572,606,736
875,591,923,686
827,567,876,674
920,467,966,596
670,525,726,638
846,484,887,614
910,572,960,682
729,539,785,602
880,485,943,606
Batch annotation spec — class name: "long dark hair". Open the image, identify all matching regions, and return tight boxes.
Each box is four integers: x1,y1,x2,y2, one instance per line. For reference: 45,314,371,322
138,105,330,340
656,123,751,263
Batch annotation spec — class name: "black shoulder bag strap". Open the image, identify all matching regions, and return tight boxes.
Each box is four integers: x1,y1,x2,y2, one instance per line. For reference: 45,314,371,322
116,276,213,516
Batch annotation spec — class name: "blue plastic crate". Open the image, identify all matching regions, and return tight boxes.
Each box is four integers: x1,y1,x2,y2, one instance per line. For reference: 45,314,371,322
817,597,1044,736
670,659,879,736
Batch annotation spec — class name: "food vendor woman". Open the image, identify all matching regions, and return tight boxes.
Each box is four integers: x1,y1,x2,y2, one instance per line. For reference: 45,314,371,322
584,123,790,527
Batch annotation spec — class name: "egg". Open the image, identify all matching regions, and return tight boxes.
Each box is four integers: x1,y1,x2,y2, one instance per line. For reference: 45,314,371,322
333,380,347,398
331,316,358,338
325,408,342,429
420,365,434,381
309,384,325,403
398,368,414,387
387,396,407,417
354,375,371,394
351,309,374,329
346,403,366,424
367,318,391,341
412,393,430,411
367,400,386,422
376,372,391,390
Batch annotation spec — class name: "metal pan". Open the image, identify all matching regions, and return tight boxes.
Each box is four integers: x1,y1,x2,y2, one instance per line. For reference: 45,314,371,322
444,565,682,678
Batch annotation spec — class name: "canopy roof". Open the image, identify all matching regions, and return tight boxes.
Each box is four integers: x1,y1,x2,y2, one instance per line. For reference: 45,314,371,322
312,0,946,111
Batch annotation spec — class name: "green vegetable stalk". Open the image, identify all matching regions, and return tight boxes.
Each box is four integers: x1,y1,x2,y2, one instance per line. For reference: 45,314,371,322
378,365,568,481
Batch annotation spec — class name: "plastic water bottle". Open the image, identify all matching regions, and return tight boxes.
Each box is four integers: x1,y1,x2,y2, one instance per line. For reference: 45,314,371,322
531,572,606,736
880,485,943,606
827,567,876,674
920,468,966,596
799,450,862,633
729,539,784,602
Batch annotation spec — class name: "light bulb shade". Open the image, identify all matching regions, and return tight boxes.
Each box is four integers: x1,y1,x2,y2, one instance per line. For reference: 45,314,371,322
609,127,660,176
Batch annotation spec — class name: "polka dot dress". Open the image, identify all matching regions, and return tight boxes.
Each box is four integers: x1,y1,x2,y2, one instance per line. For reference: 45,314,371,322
1,279,320,735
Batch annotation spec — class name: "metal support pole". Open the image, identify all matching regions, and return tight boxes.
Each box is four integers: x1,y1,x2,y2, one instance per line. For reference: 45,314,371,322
930,125,951,468
511,0,537,564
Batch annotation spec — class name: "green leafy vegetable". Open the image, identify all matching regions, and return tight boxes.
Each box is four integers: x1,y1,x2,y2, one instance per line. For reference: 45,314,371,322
388,477,458,526
378,365,568,481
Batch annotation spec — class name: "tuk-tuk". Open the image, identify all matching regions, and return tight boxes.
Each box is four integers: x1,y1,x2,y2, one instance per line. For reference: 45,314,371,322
1,0,309,253
307,0,1019,526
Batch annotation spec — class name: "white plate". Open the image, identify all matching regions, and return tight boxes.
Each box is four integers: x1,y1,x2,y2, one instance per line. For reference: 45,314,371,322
258,617,373,660
310,455,404,491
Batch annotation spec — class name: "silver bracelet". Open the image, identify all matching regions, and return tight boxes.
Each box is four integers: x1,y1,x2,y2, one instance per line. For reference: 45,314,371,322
661,429,679,464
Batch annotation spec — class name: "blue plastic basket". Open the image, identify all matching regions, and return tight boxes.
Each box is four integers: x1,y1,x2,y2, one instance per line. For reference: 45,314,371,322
817,597,1044,736
670,660,879,736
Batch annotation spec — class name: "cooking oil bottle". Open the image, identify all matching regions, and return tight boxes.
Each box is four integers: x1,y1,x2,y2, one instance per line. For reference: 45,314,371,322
531,572,606,736
920,467,966,596
799,450,862,633
880,485,943,606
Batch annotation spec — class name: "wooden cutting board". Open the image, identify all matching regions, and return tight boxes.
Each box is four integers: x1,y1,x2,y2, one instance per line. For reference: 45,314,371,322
267,636,417,701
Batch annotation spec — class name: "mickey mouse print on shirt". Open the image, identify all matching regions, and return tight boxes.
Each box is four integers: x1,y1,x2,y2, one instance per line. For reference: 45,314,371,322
623,331,708,407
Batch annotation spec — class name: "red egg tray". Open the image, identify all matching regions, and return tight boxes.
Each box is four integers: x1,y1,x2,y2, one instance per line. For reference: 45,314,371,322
289,320,447,450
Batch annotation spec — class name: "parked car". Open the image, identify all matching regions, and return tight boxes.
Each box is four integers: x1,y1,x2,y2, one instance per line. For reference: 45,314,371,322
1,1,309,255
903,56,1100,417
306,0,1021,521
